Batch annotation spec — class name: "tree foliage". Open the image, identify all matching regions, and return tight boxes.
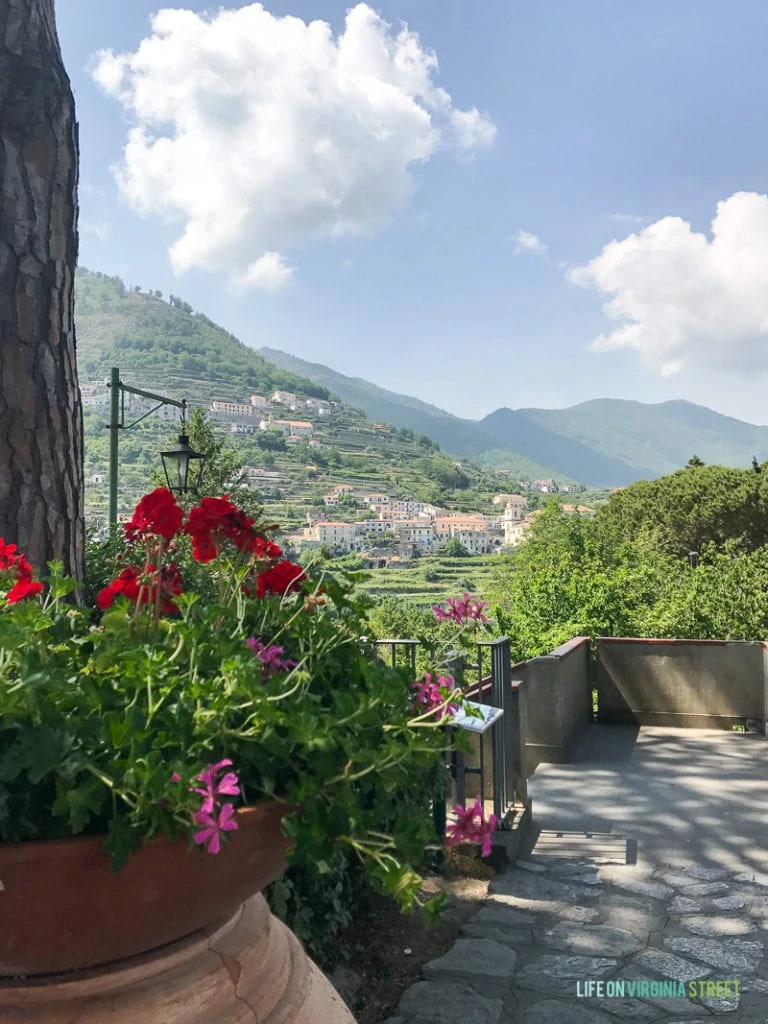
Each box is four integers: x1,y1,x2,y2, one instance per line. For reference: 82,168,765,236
489,471,768,661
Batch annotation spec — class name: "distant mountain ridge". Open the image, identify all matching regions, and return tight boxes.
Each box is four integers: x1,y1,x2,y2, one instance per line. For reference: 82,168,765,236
261,348,768,486
259,347,571,483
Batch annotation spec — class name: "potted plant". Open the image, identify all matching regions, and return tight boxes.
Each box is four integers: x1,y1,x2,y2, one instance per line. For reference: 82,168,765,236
0,489,493,1022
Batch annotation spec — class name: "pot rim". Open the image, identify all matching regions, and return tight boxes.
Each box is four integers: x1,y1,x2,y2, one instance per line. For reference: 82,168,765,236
0,799,295,861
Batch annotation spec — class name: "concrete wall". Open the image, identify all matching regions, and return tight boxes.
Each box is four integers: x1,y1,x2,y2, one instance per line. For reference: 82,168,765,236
511,637,591,772
597,638,766,728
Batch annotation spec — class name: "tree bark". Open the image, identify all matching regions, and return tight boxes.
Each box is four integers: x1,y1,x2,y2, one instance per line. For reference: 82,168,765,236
0,0,84,579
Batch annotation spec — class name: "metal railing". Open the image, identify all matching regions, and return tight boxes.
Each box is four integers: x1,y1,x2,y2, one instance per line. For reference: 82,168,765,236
374,636,529,842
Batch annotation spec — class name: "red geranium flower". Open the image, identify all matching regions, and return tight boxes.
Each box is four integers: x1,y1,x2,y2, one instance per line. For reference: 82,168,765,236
6,578,44,604
0,538,43,604
125,488,184,542
97,563,183,613
256,560,306,598
185,495,280,563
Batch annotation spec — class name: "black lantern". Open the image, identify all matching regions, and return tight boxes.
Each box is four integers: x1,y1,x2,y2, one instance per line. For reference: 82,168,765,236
161,432,206,495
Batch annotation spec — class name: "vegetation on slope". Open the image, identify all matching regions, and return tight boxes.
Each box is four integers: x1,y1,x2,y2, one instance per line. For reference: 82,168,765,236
76,269,330,402
518,399,768,479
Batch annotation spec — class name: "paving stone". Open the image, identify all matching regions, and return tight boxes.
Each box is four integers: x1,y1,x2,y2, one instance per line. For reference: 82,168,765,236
698,993,740,1012
558,905,600,924
749,897,768,919
660,871,705,889
711,895,747,910
599,892,666,935
472,904,537,928
517,998,616,1024
681,881,730,896
398,980,503,1024
664,935,764,973
423,938,517,985
599,863,656,880
744,977,768,993
734,871,768,887
680,914,756,936
668,896,704,914
600,876,674,899
665,1020,713,1023
634,949,712,982
488,892,566,916
590,996,658,1020
515,955,618,994
490,872,601,904
538,920,644,956
461,922,534,946
678,865,729,881
549,859,599,874
517,859,548,873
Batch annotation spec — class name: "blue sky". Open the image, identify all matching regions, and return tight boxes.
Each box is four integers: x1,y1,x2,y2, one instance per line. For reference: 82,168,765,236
57,0,768,423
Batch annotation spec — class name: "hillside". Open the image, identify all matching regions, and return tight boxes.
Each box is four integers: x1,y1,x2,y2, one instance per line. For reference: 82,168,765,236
516,399,768,479
76,270,331,405
259,347,571,483
73,269,525,523
260,347,768,485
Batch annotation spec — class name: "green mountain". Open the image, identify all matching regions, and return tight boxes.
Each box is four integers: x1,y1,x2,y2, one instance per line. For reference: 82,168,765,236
261,347,768,486
73,269,528,523
76,270,331,404
514,399,768,479
76,270,767,491
259,347,571,482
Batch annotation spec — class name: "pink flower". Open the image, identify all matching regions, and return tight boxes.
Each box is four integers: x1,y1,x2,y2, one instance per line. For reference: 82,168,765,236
247,637,298,677
171,772,181,783
433,593,488,626
193,802,239,854
412,673,459,719
445,796,497,857
192,760,240,815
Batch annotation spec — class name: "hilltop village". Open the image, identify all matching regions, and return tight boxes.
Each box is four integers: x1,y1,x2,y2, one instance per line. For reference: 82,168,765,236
80,378,592,560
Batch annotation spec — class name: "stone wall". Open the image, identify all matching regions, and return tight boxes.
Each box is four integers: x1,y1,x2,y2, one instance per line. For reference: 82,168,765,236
511,637,591,772
597,638,766,728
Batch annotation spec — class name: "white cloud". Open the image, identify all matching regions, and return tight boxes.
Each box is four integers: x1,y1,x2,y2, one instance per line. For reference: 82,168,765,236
605,213,645,225
91,3,495,289
513,230,548,256
233,251,294,291
450,107,497,152
80,219,110,241
569,192,768,375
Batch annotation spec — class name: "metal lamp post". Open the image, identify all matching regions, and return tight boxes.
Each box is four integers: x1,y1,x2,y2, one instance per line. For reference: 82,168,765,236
160,429,206,496
106,366,204,528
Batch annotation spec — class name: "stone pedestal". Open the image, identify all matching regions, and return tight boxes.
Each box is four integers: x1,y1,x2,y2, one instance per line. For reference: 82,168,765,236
0,895,356,1023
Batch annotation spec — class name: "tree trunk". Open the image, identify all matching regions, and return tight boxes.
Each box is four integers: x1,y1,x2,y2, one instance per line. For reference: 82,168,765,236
0,0,83,579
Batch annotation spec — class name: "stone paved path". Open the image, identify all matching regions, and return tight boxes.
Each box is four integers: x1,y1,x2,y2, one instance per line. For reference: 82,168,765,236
383,853,768,1023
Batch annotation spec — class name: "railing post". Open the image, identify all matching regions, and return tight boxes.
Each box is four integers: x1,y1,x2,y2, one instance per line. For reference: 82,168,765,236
490,638,511,823
508,680,529,807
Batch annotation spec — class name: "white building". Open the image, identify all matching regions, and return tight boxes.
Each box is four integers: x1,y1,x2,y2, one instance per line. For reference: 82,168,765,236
493,493,528,510
305,397,331,415
271,390,297,407
312,522,360,553
230,422,258,435
210,401,259,421
249,395,268,409
260,418,314,439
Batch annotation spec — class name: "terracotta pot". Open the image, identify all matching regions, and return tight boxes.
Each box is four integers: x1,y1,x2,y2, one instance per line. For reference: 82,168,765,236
0,895,356,1023
0,801,292,976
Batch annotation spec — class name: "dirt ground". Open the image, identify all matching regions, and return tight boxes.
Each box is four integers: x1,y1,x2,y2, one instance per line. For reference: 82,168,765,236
328,850,497,1024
